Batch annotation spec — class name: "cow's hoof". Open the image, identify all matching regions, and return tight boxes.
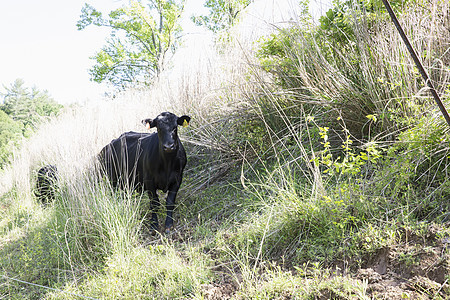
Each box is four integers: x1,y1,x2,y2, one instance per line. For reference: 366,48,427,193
164,226,175,234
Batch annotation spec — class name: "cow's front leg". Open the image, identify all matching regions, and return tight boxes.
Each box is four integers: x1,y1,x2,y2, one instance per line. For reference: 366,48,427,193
146,187,160,231
164,187,179,232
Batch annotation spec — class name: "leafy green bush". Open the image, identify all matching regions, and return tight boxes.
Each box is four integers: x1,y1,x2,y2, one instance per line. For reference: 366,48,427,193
373,114,450,221
1,79,63,133
0,110,23,168
256,0,450,141
0,79,63,168
215,163,394,270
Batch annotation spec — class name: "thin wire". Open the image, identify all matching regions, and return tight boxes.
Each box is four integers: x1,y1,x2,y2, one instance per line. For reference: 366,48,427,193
1,274,99,300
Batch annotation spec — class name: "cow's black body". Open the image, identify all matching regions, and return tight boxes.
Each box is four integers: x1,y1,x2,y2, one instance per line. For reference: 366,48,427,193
35,165,58,205
99,112,190,231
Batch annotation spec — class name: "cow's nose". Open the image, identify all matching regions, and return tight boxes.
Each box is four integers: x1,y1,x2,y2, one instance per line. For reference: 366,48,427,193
163,144,176,152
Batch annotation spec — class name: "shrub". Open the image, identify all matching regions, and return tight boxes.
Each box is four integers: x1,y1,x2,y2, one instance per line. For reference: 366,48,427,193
256,0,450,141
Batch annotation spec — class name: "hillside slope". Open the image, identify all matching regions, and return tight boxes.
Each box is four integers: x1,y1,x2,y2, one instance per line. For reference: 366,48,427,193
1,0,449,299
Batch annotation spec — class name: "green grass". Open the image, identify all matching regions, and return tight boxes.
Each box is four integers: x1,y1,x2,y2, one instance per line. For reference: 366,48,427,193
46,244,212,299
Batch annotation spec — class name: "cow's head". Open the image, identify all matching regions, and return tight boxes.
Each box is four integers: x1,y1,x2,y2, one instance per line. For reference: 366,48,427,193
142,112,191,153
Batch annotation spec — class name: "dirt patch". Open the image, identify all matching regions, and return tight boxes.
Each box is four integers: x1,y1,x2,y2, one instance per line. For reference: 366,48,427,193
201,283,236,300
146,222,449,299
358,224,449,299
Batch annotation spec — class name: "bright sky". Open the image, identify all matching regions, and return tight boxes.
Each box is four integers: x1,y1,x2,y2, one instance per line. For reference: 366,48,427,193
0,0,332,104
0,0,119,103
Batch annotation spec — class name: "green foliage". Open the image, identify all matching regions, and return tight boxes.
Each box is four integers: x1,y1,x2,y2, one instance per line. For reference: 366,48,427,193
309,117,382,177
318,0,410,43
216,163,389,269
1,79,62,133
255,0,445,141
0,204,65,299
256,28,304,90
0,110,22,168
372,115,450,221
191,0,251,34
77,0,184,87
48,247,211,299
0,79,62,168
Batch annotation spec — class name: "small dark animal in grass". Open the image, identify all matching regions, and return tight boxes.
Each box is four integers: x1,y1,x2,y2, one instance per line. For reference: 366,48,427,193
35,165,58,205
98,112,191,232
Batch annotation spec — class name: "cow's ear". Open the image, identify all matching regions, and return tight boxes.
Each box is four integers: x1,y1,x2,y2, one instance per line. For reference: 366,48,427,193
142,118,157,129
177,115,191,128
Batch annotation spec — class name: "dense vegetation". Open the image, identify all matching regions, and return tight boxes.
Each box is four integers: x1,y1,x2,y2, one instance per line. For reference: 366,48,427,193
1,0,449,299
77,0,184,87
0,79,63,169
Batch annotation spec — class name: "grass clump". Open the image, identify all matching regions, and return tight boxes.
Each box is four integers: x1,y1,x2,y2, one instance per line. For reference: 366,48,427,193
53,171,144,265
372,115,450,222
48,244,212,299
236,264,369,299
0,208,68,299
217,165,387,268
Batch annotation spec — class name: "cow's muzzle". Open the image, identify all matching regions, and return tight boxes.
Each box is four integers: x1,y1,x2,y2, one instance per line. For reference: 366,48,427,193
163,144,176,153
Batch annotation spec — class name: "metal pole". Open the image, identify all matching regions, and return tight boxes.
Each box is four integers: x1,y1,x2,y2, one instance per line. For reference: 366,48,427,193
381,0,450,127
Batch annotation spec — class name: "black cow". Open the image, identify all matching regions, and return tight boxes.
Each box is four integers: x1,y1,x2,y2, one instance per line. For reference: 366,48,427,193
98,112,191,232
35,165,58,205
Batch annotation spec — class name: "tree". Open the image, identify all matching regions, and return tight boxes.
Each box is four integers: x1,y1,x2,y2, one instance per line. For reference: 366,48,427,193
0,79,63,169
318,0,410,44
77,0,184,87
0,110,23,169
1,79,63,135
191,0,251,34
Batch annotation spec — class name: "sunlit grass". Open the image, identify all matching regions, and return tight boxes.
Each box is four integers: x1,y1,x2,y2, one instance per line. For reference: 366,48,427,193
47,244,212,299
